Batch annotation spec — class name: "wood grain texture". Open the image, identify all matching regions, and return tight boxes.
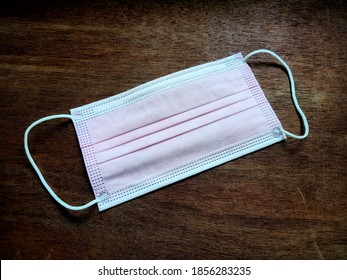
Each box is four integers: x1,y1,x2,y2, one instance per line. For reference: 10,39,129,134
0,0,346,259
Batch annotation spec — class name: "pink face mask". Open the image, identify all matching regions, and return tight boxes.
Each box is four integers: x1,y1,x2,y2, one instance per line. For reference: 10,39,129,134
24,49,309,211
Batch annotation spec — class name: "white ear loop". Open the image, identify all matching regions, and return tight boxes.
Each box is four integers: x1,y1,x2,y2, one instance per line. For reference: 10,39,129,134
244,49,309,139
24,114,108,211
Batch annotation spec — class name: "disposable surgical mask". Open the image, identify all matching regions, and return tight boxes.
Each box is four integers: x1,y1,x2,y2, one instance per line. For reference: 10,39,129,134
24,49,309,211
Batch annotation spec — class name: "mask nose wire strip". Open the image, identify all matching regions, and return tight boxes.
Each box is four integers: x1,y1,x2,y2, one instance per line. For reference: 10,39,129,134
24,114,108,211
243,49,309,139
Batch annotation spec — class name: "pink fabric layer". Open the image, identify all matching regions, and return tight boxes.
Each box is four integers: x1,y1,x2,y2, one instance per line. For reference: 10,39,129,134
84,68,270,193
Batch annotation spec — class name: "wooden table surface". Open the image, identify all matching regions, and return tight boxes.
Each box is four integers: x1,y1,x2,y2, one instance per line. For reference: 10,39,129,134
1,0,346,259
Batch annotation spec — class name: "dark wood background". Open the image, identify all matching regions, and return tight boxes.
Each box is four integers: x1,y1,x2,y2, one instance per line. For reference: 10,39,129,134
1,0,346,259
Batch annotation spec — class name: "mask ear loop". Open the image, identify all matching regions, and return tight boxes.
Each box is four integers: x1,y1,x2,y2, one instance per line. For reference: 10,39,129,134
24,114,108,211
243,49,309,139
